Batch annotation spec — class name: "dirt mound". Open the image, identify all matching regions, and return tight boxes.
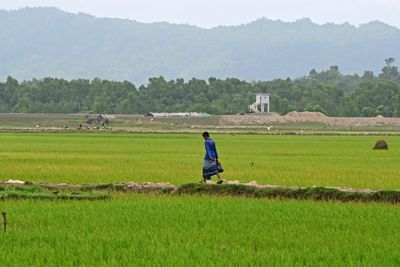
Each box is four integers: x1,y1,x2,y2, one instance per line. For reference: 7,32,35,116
267,112,281,117
284,111,327,118
373,140,388,150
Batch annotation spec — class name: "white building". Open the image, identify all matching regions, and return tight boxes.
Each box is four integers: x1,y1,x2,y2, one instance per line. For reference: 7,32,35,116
248,93,270,113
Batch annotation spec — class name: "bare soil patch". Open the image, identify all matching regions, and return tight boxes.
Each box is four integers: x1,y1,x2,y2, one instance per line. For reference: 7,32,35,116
221,112,400,127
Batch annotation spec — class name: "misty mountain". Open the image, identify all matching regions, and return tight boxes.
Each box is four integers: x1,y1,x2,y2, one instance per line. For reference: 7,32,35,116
1,7,399,84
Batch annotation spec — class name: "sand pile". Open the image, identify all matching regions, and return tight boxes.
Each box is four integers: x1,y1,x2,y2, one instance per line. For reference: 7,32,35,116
284,111,327,119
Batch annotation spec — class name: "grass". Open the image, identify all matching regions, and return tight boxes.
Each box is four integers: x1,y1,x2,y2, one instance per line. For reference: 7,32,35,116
0,133,399,189
0,185,110,201
0,195,399,266
5,182,400,203
1,132,400,266
179,183,400,203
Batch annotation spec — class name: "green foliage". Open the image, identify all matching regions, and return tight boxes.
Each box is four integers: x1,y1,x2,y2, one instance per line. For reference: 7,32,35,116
305,104,327,114
1,62,400,116
380,58,399,80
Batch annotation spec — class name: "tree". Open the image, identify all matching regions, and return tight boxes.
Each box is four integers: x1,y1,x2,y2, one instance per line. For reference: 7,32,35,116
362,71,374,80
1,64,400,116
305,104,327,114
380,58,398,80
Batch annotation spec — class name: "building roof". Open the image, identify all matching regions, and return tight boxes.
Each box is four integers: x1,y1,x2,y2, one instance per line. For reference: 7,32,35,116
145,112,211,118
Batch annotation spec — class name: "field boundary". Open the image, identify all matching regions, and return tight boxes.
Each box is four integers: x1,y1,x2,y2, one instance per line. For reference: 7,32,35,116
1,127,400,136
2,180,400,204
178,184,400,204
0,182,110,201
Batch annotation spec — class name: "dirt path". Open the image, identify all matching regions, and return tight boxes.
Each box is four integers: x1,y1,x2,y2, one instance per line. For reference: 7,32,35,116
3,179,397,204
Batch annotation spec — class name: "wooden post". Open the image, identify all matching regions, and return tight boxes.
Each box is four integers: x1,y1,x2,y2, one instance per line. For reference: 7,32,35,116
1,211,6,233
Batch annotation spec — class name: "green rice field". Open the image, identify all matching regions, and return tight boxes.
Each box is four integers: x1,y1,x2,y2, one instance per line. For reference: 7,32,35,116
1,132,400,266
0,133,399,189
1,195,400,267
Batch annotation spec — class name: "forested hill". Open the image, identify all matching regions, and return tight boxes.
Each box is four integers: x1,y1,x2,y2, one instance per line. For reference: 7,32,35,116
1,64,400,116
1,7,400,84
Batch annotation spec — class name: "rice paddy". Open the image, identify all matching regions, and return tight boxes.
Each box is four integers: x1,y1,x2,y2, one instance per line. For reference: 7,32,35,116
0,133,399,189
1,195,400,267
1,132,400,266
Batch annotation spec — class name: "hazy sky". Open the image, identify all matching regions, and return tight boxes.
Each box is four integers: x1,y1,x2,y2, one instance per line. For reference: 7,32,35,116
1,0,400,28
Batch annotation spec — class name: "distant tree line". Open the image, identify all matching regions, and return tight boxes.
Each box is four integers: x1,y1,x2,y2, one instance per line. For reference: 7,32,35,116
1,59,400,117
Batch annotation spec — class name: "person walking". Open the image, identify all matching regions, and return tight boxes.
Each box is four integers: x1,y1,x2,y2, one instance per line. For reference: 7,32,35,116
201,132,223,184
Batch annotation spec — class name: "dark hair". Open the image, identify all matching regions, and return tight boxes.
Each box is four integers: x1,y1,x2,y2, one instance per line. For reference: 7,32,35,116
202,131,209,138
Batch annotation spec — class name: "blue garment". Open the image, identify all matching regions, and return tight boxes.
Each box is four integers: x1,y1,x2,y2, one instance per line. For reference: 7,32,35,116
203,159,218,179
204,138,218,160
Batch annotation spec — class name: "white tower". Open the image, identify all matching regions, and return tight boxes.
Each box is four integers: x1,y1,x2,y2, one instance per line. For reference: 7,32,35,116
248,93,270,113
